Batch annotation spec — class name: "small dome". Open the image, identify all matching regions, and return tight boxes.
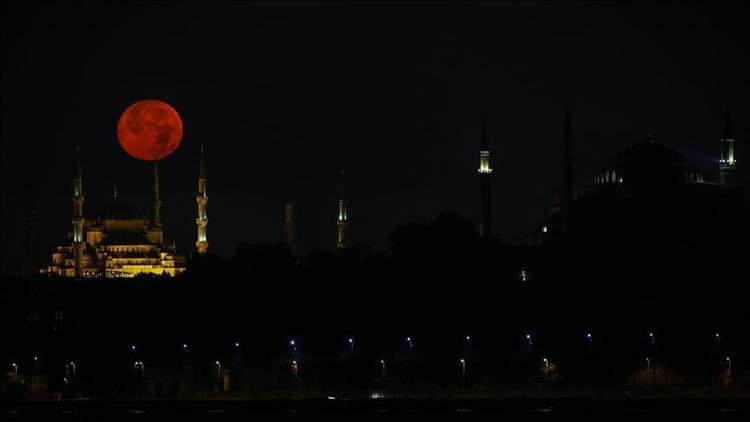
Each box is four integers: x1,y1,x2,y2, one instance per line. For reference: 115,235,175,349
94,200,137,220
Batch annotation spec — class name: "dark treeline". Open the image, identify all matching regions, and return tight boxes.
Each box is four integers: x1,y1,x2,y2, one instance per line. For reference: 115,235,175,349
1,209,749,399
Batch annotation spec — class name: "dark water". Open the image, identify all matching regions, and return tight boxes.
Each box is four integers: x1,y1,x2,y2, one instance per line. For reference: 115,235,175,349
2,399,749,420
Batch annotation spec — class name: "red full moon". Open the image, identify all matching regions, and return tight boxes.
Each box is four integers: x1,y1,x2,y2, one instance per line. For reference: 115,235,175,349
117,99,183,161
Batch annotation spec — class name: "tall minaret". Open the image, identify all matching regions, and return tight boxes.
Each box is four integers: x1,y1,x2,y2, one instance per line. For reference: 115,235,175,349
196,145,209,254
719,112,737,186
72,146,85,277
561,107,574,238
284,172,297,256
336,169,349,249
152,160,162,227
477,120,493,236
148,160,164,245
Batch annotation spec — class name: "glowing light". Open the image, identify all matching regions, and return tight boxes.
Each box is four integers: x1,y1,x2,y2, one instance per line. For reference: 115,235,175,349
235,342,240,347
348,338,353,343
542,226,548,233
478,151,493,174
117,99,183,161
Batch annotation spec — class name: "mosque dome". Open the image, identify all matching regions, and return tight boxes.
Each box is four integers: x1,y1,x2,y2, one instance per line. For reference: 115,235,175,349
594,136,704,186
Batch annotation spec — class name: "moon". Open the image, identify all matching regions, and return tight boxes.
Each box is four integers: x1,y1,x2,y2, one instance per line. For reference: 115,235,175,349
117,99,183,161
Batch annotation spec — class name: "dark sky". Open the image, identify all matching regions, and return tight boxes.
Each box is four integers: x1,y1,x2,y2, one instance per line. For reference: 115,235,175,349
1,2,748,274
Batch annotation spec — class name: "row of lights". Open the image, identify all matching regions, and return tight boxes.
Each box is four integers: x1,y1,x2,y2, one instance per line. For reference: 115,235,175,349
9,331,731,378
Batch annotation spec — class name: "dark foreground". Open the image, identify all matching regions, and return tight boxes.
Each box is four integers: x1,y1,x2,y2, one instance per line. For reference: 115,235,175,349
3,398,750,420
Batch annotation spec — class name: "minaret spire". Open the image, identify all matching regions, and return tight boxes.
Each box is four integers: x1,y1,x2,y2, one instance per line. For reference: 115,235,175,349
284,172,296,256
196,145,209,254
720,112,736,186
336,168,349,249
561,107,574,239
477,118,493,236
152,160,161,227
72,146,85,277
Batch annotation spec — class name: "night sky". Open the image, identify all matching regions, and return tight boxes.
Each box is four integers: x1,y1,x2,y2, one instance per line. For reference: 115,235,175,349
1,2,747,274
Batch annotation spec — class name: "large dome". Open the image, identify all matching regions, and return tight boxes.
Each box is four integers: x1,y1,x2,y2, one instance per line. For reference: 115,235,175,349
594,136,704,187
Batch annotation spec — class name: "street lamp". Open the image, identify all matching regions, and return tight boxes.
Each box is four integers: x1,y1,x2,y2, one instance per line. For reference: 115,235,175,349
406,337,413,349
182,343,189,352
33,356,39,370
646,357,651,372
726,356,732,370
291,360,299,381
460,358,466,384
348,338,354,354
543,358,549,374
465,335,472,349
290,339,297,360
525,333,533,347
586,332,593,347
215,360,221,378
68,362,76,394
648,332,655,345
380,359,386,377
11,363,18,377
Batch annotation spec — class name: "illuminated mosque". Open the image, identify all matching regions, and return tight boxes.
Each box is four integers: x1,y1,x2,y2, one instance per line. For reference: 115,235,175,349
44,147,208,278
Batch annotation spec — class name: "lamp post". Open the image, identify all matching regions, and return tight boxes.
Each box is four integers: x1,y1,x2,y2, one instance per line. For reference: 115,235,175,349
68,362,76,394
465,335,472,350
290,339,297,360
525,333,533,348
380,359,386,378
406,336,413,349
33,356,39,370
215,361,221,378
348,338,354,355
291,360,299,381
586,332,593,348
460,358,466,384
11,363,18,377
543,358,549,375
648,332,655,345
726,356,732,370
